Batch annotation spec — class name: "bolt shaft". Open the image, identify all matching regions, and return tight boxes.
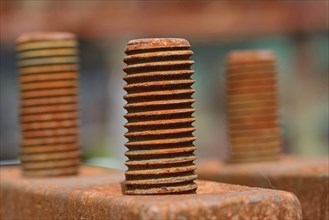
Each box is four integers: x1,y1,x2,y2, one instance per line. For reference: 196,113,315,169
17,32,81,176
123,38,197,194
226,50,282,163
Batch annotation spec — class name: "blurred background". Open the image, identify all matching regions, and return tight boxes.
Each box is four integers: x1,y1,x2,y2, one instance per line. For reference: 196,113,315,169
1,1,328,169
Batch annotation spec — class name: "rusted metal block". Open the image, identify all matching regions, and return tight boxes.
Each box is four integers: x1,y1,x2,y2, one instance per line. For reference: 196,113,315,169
1,165,302,220
197,155,328,220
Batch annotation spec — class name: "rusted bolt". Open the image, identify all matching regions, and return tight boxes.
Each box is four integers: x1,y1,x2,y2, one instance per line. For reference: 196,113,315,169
17,32,81,177
123,38,197,194
226,50,281,163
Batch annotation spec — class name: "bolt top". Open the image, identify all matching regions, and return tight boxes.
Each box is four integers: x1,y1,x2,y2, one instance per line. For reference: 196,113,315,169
227,50,276,64
126,38,190,52
17,32,76,44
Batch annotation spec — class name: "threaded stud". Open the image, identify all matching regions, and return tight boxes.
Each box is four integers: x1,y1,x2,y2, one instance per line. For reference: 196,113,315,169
17,32,81,177
226,50,282,163
123,38,197,194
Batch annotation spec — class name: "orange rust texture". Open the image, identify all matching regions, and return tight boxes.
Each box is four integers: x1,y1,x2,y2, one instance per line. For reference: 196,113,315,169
17,32,81,177
197,155,329,220
0,166,302,220
123,38,197,194
226,50,282,163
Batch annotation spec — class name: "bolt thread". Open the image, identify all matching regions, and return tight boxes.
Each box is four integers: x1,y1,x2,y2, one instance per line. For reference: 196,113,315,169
226,50,282,163
123,38,197,194
17,32,81,177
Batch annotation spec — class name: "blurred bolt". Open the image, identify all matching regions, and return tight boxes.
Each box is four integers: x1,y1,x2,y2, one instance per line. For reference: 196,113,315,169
17,32,81,177
226,50,281,163
123,38,197,194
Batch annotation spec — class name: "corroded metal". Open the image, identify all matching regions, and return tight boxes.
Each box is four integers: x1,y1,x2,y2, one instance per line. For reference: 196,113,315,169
197,156,328,220
226,50,281,163
17,32,81,177
0,166,302,220
123,38,197,194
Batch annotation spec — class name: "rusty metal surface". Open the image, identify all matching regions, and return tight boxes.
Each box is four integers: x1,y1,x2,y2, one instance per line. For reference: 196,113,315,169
226,50,282,163
2,2,328,43
197,155,329,220
17,32,81,177
0,165,302,220
123,38,197,194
